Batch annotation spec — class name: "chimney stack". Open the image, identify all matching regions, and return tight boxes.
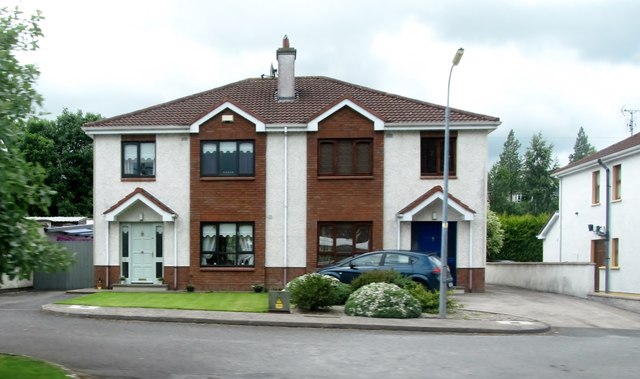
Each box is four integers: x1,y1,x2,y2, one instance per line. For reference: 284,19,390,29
276,35,296,100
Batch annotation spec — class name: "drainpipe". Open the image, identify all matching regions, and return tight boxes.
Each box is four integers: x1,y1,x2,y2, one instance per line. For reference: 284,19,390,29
104,219,109,288
597,159,611,293
173,216,178,290
395,214,402,250
283,126,289,286
468,223,473,292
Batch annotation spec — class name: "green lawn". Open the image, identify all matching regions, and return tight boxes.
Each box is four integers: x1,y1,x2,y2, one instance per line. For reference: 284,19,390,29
56,292,269,313
0,354,68,379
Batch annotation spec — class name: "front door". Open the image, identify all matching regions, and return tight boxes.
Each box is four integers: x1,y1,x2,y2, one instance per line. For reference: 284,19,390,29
130,224,156,283
411,221,457,285
592,239,606,292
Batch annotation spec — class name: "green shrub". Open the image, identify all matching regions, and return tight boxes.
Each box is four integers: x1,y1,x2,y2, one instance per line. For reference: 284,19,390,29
350,269,413,291
404,282,459,314
493,213,548,262
345,282,422,318
286,273,340,311
333,281,353,305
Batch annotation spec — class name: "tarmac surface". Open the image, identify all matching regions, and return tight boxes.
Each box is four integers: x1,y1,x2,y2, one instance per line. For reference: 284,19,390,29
42,284,640,335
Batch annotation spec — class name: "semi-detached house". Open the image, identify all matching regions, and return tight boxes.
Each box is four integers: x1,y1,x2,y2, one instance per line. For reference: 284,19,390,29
83,37,500,292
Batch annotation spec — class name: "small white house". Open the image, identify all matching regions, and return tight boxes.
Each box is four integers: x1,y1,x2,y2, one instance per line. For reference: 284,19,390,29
540,133,640,294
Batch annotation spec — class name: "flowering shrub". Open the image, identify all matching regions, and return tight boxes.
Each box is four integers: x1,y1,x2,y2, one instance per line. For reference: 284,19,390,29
344,282,422,318
286,273,341,311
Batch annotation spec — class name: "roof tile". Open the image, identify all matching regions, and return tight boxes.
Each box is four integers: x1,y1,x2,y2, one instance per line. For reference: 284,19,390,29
86,76,499,128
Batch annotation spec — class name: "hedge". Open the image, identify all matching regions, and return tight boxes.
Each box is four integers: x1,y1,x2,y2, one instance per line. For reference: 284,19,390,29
491,213,549,262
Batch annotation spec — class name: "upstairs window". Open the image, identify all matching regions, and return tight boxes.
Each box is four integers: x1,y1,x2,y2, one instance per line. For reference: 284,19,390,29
421,132,456,176
318,139,372,176
612,164,621,200
122,142,155,177
317,222,371,266
201,141,254,177
592,170,600,204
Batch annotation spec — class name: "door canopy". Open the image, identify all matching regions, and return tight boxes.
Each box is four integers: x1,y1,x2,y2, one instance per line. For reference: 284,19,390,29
103,187,176,222
397,185,475,221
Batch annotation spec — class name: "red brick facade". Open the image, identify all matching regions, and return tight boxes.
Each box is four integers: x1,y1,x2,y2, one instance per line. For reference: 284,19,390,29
456,268,485,293
188,110,267,291
306,107,384,270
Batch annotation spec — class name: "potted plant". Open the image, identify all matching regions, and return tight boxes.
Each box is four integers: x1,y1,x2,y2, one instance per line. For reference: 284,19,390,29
251,283,265,293
186,284,195,292
119,276,126,284
157,277,165,284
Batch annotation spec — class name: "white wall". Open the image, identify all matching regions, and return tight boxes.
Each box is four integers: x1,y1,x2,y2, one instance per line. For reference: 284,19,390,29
265,132,307,267
1,274,32,290
487,262,595,298
542,217,561,262
92,134,191,268
383,129,490,268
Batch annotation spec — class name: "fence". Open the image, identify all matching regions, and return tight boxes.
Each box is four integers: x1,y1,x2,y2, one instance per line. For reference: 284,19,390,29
33,240,93,290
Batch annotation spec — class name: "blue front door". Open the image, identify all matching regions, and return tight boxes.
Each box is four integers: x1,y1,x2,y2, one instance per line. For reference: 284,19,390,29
411,221,457,285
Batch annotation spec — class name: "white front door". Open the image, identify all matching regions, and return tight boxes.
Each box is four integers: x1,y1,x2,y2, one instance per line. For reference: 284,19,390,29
130,224,156,283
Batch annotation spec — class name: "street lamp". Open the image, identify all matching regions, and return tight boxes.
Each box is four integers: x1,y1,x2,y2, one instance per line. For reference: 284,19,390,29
439,47,464,319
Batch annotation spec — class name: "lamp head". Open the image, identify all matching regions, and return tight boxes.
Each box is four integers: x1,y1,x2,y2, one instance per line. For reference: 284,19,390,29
452,48,464,66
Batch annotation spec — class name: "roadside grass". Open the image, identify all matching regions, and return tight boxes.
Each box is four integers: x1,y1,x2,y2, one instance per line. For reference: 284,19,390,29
0,354,68,379
56,292,269,313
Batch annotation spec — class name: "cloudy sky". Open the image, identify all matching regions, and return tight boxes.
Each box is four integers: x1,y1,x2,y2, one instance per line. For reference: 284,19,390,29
8,0,640,165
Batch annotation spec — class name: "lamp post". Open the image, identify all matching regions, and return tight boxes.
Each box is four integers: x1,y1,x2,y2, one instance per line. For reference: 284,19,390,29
439,47,464,319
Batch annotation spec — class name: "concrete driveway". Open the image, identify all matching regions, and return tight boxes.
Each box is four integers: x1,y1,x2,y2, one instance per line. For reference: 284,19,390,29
459,284,640,329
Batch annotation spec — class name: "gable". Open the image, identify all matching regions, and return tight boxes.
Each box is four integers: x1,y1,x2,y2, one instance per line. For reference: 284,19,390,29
308,99,384,131
104,187,177,222
397,186,476,221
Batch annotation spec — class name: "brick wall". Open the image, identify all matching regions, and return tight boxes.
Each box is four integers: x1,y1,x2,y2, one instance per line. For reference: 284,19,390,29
189,110,267,291
456,268,485,293
306,106,384,270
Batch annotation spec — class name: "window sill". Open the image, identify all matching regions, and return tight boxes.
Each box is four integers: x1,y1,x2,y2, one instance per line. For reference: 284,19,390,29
317,175,374,180
200,177,255,181
200,267,255,272
612,198,622,203
598,266,620,270
121,177,156,182
421,175,458,180
591,202,600,206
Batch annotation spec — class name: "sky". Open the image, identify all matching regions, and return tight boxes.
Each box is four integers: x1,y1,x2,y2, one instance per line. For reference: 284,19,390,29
7,0,640,166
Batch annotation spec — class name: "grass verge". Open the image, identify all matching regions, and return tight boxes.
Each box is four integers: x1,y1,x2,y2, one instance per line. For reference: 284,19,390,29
0,354,68,379
56,291,269,312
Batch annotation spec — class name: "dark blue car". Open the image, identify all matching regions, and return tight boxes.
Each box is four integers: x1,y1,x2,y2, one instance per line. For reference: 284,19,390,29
317,250,453,291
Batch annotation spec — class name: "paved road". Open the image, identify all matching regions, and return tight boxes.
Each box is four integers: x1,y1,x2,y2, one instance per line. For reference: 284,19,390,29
1,287,640,379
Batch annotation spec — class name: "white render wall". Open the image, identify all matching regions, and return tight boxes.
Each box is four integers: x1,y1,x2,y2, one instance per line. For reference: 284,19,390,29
92,134,191,268
0,274,32,290
383,129,490,269
555,153,640,293
265,132,307,267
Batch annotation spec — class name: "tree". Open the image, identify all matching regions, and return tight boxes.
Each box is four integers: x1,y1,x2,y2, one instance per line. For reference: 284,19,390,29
19,109,101,216
0,7,73,285
521,132,558,215
568,126,597,163
486,209,505,261
488,129,524,214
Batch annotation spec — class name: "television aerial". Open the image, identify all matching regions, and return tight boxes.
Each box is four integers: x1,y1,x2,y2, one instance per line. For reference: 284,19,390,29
621,107,639,135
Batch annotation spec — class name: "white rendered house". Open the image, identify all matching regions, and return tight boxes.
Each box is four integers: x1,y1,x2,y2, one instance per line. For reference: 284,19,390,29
541,133,640,294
